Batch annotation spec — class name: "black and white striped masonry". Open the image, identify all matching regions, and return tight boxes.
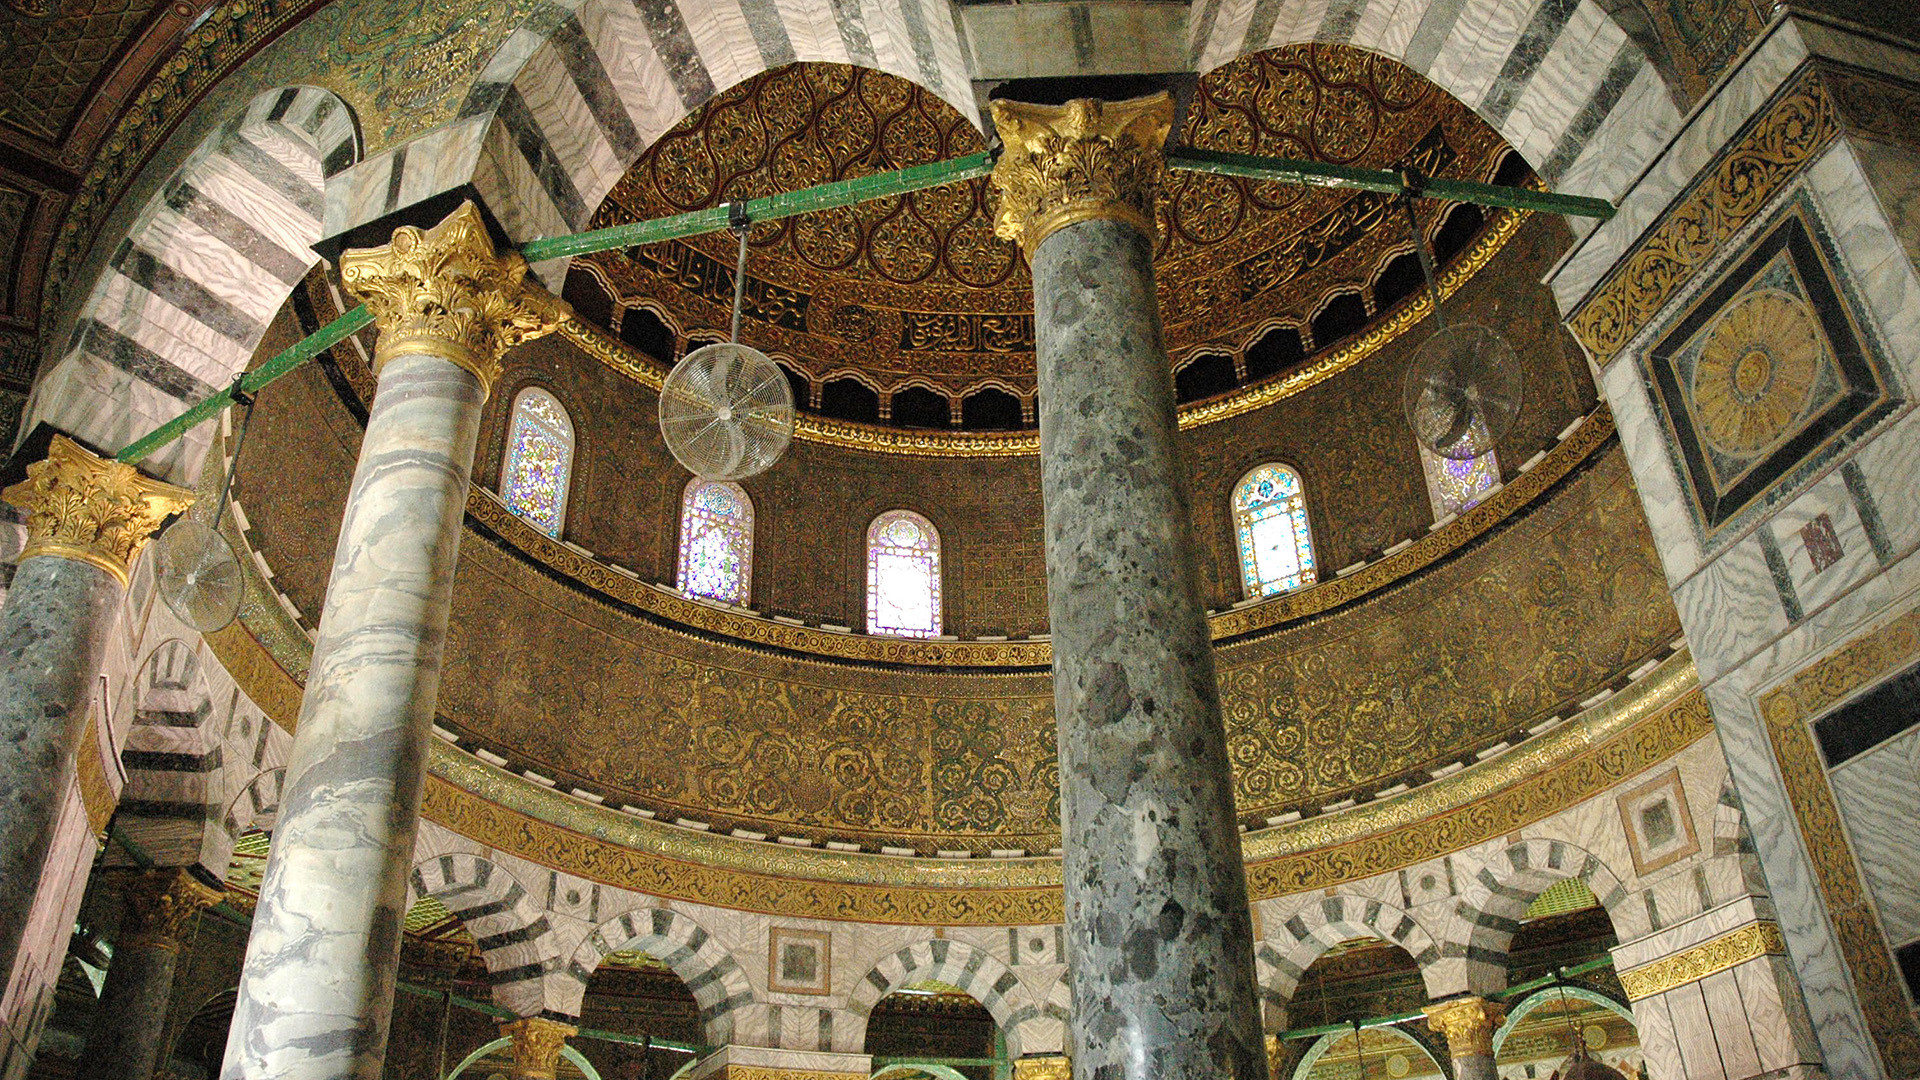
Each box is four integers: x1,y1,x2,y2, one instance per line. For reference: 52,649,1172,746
27,87,357,484
1256,894,1445,1028
410,854,569,1020
1455,838,1630,994
846,938,1065,1058
557,905,755,1040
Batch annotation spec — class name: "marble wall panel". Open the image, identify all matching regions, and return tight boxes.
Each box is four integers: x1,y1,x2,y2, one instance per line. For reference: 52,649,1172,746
1827,729,1920,947
1700,968,1764,1078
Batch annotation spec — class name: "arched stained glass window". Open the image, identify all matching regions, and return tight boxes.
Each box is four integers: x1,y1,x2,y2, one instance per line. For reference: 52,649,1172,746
1233,464,1317,598
500,387,575,537
677,480,753,605
866,510,941,638
1421,441,1500,519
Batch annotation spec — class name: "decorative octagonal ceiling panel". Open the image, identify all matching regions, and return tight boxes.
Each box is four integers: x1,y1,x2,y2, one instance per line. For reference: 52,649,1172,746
582,44,1513,400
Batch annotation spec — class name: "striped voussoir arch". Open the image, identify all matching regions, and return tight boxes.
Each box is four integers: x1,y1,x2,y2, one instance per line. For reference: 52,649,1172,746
1188,0,1683,205
411,854,562,1019
557,907,753,1041
329,0,975,289
848,939,1054,1057
1457,838,1628,994
29,85,357,484
1256,894,1442,1027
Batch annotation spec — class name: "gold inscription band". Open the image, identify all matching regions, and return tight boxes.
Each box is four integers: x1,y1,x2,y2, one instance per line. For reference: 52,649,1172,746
989,94,1174,256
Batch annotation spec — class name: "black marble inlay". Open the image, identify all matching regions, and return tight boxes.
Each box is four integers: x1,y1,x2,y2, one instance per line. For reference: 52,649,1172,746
549,16,644,159
1479,0,1582,125
218,130,324,217
1757,525,1803,623
113,243,262,345
736,0,798,67
1540,45,1642,182
1896,940,1920,1004
75,320,218,401
1403,0,1470,74
496,86,590,226
1814,658,1920,768
826,0,878,67
630,0,717,109
1841,460,1895,566
1316,0,1368,43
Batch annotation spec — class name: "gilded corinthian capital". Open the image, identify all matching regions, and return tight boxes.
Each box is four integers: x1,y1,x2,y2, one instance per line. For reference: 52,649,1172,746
989,93,1173,255
2,435,193,585
117,867,224,952
1423,996,1506,1058
340,201,569,394
500,1016,577,1080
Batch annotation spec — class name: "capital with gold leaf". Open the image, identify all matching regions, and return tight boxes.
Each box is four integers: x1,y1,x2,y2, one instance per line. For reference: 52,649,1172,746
116,867,225,952
989,93,1173,255
500,1015,577,1080
1011,1055,1069,1080
2,435,193,585
1424,996,1506,1058
340,201,570,394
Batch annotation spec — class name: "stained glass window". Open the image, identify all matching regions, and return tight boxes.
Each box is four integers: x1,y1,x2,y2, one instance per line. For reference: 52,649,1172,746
500,387,574,537
1233,464,1317,598
677,480,753,605
866,510,941,638
1421,440,1501,519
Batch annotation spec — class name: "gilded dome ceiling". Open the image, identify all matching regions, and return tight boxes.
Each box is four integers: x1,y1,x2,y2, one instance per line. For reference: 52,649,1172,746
576,45,1515,408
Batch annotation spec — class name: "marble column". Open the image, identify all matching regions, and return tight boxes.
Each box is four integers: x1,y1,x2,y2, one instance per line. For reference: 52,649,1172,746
83,867,224,1080
220,202,566,1080
501,1016,577,1080
990,94,1265,1080
1424,996,1506,1080
0,436,190,986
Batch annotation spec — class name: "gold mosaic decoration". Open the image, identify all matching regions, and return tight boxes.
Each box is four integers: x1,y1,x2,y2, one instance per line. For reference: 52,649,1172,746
586,47,1508,401
1567,63,1920,369
1759,606,1920,1073
1614,921,1786,1001
1688,290,1826,458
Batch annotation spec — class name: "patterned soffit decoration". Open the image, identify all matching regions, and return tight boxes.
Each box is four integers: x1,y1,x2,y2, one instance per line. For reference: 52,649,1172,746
582,45,1513,402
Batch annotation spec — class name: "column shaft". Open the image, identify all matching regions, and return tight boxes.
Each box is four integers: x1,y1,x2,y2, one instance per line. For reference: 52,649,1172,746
84,868,224,1080
998,95,1265,1080
221,202,563,1080
0,437,189,986
220,351,485,1079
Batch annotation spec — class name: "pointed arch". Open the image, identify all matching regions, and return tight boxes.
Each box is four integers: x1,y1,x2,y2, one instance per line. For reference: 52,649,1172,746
500,385,577,537
28,87,358,483
1256,894,1444,1030
866,509,942,637
1233,463,1316,598
410,854,561,1018
1455,839,1631,995
846,939,1050,1058
558,907,753,1042
677,479,754,605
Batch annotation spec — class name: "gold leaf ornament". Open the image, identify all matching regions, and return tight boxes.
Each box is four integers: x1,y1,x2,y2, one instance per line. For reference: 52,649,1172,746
341,201,570,393
2,435,194,585
989,94,1175,255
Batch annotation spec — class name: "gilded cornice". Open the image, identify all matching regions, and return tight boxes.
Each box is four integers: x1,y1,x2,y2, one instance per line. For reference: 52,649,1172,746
2,434,193,585
1010,1056,1069,1080
988,94,1174,254
560,201,1527,454
1759,604,1920,1072
342,202,569,392
1566,63,1920,368
1615,921,1786,1000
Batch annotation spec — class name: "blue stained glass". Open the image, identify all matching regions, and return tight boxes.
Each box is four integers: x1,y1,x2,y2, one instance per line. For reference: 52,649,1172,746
501,388,574,537
1233,464,1316,598
867,510,941,637
678,480,753,605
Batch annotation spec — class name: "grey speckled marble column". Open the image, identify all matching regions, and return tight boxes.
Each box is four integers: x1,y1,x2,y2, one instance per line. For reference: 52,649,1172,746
0,556,121,981
220,351,486,1080
0,436,189,990
83,868,224,1080
1032,213,1265,1080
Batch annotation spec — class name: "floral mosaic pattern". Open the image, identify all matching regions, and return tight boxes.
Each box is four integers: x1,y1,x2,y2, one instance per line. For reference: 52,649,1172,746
1422,442,1500,518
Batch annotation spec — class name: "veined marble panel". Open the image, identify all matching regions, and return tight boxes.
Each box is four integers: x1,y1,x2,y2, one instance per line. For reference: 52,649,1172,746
1701,968,1765,1078
1766,470,1880,621
1661,980,1729,1080
1600,335,1701,584
1828,728,1920,946
1672,534,1789,685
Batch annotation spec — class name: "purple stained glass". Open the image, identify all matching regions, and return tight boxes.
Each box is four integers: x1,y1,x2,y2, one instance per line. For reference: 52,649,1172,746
1233,464,1316,598
678,480,753,605
1423,441,1499,517
866,510,941,638
501,388,574,537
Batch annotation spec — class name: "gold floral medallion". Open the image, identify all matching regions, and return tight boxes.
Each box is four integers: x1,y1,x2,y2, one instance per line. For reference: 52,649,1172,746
1689,289,1825,458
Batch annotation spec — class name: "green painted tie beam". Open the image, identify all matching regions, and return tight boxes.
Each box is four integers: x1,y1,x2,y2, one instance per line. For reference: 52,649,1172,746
115,146,1610,465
